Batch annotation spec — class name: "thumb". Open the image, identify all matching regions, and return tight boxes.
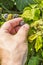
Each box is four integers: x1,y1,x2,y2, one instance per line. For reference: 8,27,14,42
16,24,29,41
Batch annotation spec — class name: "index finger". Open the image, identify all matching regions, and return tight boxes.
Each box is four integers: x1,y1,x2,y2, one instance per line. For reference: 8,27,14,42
1,18,22,33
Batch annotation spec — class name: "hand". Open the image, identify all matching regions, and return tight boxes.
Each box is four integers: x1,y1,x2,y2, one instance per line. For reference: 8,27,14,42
0,18,29,65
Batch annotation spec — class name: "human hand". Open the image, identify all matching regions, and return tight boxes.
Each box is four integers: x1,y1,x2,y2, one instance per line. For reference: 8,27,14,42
0,18,29,65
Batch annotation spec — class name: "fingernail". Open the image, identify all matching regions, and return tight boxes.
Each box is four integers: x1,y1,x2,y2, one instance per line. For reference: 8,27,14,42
23,24,29,30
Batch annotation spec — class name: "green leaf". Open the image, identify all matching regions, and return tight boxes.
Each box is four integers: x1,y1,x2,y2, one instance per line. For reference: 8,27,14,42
28,56,39,65
23,7,31,12
16,0,35,11
28,34,37,42
33,8,40,20
16,0,28,11
30,4,38,8
21,7,40,21
39,0,43,8
35,35,42,52
0,0,14,9
30,8,40,21
30,19,42,27
0,21,4,26
21,10,32,20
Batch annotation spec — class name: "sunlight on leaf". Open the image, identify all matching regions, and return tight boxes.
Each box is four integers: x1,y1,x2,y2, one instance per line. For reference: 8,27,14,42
28,34,37,42
35,35,42,52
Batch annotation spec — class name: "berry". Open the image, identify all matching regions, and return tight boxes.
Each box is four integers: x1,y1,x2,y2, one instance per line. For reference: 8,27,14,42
13,14,19,18
19,21,25,26
4,14,8,19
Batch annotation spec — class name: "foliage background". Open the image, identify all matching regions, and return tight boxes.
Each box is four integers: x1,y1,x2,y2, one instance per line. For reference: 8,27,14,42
0,0,43,65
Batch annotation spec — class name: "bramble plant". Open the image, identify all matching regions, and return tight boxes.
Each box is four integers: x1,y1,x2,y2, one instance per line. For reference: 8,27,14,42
0,0,43,65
